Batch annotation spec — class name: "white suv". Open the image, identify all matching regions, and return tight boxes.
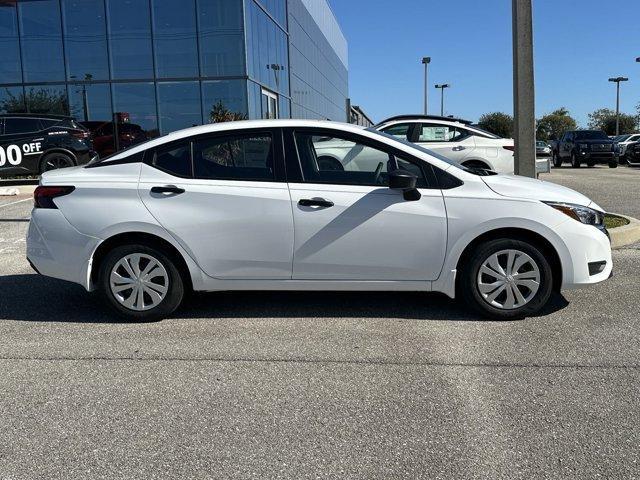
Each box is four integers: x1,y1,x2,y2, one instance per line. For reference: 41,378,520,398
375,115,515,174
614,133,640,161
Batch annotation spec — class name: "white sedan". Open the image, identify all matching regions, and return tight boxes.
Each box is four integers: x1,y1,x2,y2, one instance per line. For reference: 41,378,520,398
27,120,612,321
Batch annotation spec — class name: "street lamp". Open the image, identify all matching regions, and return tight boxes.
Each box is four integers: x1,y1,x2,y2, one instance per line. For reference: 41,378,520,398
608,76,629,136
434,83,450,116
421,57,431,114
636,57,640,63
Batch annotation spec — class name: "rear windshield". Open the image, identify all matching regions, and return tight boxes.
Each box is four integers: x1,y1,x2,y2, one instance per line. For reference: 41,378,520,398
574,131,608,140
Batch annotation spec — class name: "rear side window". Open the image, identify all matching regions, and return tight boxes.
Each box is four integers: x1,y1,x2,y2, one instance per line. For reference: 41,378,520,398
153,143,192,177
193,133,274,181
40,119,62,129
4,117,41,135
417,123,464,142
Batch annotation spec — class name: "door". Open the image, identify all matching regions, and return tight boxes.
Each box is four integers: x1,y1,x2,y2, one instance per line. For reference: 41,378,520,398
138,129,294,279
414,122,475,163
0,117,46,176
285,128,447,281
261,88,279,119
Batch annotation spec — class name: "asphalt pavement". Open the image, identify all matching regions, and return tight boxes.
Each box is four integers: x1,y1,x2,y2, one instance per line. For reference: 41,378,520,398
0,171,639,479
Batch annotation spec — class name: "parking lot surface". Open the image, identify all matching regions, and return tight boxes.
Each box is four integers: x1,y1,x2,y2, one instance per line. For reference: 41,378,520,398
1,169,639,479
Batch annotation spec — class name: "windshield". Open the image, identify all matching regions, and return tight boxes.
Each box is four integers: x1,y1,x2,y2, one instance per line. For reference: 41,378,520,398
536,141,547,147
468,125,501,139
574,130,608,140
615,134,631,142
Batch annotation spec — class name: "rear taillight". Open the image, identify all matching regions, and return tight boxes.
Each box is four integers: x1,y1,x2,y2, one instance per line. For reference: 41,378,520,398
503,145,515,151
34,186,75,209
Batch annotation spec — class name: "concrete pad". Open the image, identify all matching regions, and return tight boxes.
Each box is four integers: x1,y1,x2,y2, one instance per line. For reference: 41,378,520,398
610,213,640,249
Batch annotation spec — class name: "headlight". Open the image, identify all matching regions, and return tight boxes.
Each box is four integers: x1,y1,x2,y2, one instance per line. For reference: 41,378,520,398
543,201,605,226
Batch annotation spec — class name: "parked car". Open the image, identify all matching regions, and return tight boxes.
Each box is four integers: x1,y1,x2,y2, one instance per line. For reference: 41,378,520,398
536,140,551,157
613,133,640,162
80,121,149,158
626,141,640,167
552,130,617,168
373,115,515,174
0,114,96,177
27,120,612,321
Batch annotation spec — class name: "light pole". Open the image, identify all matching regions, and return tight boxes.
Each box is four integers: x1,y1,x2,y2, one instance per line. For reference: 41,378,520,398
421,57,431,114
434,83,450,116
608,76,628,136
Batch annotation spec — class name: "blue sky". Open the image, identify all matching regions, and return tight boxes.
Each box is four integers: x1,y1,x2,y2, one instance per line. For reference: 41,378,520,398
329,0,640,126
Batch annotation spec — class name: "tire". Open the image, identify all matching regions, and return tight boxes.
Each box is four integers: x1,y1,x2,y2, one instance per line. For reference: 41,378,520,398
587,161,595,167
462,160,490,171
609,160,618,168
570,153,580,168
98,244,185,321
39,152,75,173
552,152,562,168
458,238,554,320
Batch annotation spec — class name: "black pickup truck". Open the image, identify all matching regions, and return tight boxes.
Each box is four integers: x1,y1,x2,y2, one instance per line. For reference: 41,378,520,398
552,130,618,168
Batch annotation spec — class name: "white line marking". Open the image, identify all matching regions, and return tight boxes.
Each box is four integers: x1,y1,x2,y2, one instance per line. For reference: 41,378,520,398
0,198,32,208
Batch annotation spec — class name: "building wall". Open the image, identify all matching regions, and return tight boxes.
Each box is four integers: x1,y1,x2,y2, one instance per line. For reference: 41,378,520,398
288,0,348,121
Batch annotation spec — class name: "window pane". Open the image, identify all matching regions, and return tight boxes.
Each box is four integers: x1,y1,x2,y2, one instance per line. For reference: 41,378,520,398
4,117,41,135
198,0,244,76
112,82,158,138
19,0,65,82
418,124,462,142
152,0,198,78
194,134,274,181
0,4,22,84
24,85,70,115
295,132,426,187
154,143,191,177
62,0,109,80
157,81,201,135
68,83,112,122
202,80,247,123
0,87,26,114
107,0,153,79
382,123,411,140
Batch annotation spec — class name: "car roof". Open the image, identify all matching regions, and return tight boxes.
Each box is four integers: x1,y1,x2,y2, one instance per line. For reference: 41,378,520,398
0,113,73,120
375,114,473,127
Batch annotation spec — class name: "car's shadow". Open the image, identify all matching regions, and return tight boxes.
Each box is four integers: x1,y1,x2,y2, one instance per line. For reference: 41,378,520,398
0,274,569,324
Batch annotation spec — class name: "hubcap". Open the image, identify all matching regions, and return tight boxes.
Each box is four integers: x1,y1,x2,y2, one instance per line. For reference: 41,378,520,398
109,253,169,311
44,156,73,171
477,249,541,310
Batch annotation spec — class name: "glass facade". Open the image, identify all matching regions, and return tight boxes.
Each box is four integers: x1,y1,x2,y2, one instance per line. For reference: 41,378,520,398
0,0,347,152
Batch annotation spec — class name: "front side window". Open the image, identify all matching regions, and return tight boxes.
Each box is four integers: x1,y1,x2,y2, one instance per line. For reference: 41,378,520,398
4,118,41,135
294,131,427,187
154,142,191,177
193,133,274,181
418,123,464,142
380,123,412,140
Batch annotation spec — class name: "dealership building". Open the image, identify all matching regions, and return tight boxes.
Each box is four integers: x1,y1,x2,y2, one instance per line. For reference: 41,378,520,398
0,0,349,138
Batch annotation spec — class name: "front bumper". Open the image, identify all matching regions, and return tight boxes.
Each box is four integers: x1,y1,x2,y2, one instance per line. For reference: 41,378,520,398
577,151,616,163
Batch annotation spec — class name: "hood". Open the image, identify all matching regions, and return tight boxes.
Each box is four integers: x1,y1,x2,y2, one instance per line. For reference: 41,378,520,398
482,174,595,208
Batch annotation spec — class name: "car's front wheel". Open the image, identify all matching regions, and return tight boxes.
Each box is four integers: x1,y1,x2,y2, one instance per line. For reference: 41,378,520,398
552,152,562,168
99,244,184,321
459,239,554,320
571,153,580,168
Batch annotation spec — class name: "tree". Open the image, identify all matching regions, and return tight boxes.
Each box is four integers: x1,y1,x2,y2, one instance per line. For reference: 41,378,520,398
0,87,69,115
477,112,513,138
536,108,577,141
588,107,638,135
209,100,247,123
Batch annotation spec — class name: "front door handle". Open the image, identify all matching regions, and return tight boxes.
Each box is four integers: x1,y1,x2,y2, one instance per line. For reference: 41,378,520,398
298,198,334,208
151,185,185,194
452,146,466,151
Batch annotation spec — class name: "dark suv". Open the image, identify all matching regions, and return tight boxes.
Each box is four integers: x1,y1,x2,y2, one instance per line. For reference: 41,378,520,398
552,130,617,168
0,113,96,177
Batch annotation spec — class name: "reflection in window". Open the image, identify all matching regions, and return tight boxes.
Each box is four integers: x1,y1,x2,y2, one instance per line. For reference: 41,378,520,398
107,0,153,79
0,4,22,84
202,80,247,123
154,142,191,177
0,87,26,114
62,0,109,81
152,0,198,78
157,82,201,135
68,83,112,123
197,0,244,76
112,82,158,138
24,86,70,115
193,134,273,181
18,0,65,82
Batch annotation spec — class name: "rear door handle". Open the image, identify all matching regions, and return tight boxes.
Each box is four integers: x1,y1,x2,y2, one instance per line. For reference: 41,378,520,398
298,198,334,208
151,185,185,194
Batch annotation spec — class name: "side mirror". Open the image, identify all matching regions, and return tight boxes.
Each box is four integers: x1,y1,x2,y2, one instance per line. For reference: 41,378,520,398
388,169,421,201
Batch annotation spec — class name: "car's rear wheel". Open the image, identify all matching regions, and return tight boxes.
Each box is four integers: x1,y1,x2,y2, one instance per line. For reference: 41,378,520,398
609,160,618,168
570,153,580,168
40,152,75,173
462,160,490,171
459,239,553,320
99,244,184,321
552,152,562,168
587,161,595,167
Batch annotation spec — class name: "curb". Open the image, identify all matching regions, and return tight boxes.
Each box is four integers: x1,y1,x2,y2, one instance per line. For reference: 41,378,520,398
609,213,640,249
0,184,37,196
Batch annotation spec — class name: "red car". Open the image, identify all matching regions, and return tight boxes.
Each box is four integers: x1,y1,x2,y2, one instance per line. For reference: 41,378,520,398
80,121,149,158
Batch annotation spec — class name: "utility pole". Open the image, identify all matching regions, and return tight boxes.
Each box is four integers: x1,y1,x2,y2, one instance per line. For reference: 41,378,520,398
421,57,431,114
512,0,536,178
608,77,628,136
434,84,450,116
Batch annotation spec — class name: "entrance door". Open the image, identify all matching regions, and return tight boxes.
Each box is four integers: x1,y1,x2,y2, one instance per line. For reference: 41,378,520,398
261,88,279,119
